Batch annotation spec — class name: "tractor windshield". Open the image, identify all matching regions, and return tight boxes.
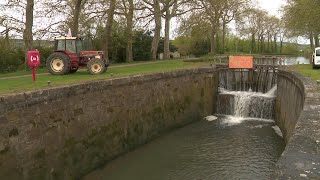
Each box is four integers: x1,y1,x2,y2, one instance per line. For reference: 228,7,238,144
76,40,83,52
56,40,66,51
66,40,76,53
56,39,77,53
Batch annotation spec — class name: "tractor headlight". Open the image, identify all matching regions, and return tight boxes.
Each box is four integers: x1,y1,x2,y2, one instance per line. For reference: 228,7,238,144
95,55,101,59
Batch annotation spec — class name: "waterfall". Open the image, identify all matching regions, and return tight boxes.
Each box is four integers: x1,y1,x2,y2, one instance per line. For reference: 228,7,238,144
216,86,277,120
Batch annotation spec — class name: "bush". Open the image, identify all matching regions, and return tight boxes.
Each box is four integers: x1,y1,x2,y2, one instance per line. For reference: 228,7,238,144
0,39,25,73
0,38,54,73
33,45,54,68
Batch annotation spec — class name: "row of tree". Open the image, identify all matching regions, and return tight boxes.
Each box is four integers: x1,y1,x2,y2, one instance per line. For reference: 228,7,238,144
282,0,320,49
176,4,287,55
0,0,189,62
0,0,309,66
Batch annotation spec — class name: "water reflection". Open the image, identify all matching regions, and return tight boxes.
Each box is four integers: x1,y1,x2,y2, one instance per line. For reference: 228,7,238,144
284,56,310,65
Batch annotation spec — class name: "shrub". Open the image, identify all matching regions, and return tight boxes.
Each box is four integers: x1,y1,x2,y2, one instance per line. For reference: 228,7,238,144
0,39,25,73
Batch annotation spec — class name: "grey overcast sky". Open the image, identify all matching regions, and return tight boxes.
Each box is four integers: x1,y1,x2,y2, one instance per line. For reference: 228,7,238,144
258,0,286,16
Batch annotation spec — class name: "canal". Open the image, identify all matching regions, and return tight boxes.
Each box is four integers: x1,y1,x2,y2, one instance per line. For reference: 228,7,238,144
284,56,310,65
84,117,284,180
84,88,285,180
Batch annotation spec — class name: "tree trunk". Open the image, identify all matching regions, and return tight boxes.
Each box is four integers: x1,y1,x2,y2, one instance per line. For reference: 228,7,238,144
267,33,270,52
210,28,216,54
250,33,255,54
260,36,264,53
274,35,277,54
5,24,9,45
216,30,220,54
23,0,34,52
309,33,315,49
72,0,82,37
279,33,284,54
23,0,34,68
314,34,319,47
222,21,226,54
126,0,134,62
105,0,116,62
151,0,161,60
163,14,171,60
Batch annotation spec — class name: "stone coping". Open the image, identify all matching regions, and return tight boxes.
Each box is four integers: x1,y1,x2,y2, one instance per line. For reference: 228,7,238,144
0,67,215,115
275,70,320,179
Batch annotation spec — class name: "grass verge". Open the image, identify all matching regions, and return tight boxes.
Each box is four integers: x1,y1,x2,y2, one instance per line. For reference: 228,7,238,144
0,60,211,95
289,64,320,81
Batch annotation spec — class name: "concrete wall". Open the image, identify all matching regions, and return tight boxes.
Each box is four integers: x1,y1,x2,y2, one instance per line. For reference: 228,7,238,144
275,70,305,143
0,68,218,180
275,70,320,179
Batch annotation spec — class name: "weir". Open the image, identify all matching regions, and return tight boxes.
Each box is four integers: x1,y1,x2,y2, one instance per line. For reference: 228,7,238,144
216,86,277,120
216,56,279,120
218,65,278,93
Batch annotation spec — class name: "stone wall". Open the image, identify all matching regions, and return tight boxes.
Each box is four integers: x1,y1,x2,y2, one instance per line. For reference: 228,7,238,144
275,70,320,179
0,68,218,180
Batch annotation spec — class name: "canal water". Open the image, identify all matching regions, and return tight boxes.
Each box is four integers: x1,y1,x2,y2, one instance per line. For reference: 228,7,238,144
284,56,310,65
84,88,285,180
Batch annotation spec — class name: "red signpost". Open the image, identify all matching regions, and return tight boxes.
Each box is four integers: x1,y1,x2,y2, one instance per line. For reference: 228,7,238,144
27,50,41,81
229,56,254,69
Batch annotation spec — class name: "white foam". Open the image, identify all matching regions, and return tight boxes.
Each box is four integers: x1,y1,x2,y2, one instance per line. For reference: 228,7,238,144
205,116,218,122
219,85,277,98
272,125,283,138
264,85,277,97
250,125,267,129
221,115,274,126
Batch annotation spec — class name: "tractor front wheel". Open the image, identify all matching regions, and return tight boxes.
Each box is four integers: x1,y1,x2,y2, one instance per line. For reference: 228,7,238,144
46,52,71,75
87,59,106,75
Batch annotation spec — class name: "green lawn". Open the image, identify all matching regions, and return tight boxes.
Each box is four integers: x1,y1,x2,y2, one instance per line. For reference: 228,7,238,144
0,60,164,78
289,64,320,81
0,68,48,78
0,60,211,95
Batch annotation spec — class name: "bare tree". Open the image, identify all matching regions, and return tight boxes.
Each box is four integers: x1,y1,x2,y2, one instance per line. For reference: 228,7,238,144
0,0,35,52
117,0,135,62
278,20,287,54
24,0,34,52
141,0,163,60
160,0,193,59
220,0,248,54
161,0,177,59
71,0,88,36
237,8,263,53
105,0,116,62
195,0,224,54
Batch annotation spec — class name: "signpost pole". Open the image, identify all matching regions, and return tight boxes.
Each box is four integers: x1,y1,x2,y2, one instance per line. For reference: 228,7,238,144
32,67,36,81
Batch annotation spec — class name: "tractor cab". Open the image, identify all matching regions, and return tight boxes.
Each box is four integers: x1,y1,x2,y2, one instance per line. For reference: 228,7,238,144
46,36,108,75
54,37,83,53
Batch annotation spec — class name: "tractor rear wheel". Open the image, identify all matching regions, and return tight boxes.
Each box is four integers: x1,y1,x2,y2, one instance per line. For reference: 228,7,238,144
46,52,71,75
87,59,106,75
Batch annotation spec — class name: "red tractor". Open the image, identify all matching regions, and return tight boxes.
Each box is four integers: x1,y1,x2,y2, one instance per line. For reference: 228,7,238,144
46,37,109,75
